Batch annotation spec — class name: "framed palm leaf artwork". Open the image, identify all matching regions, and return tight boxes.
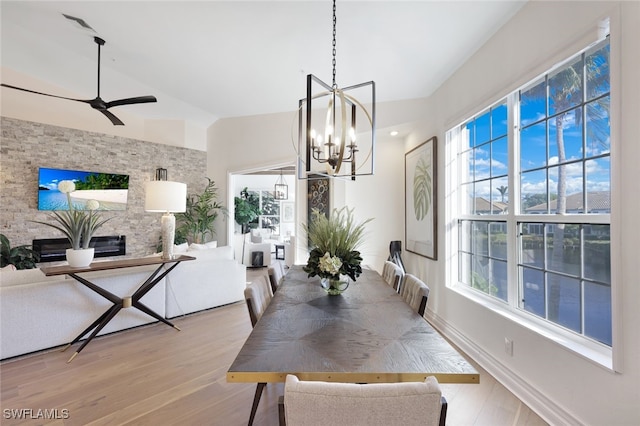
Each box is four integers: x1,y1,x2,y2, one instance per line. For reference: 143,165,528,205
405,136,437,259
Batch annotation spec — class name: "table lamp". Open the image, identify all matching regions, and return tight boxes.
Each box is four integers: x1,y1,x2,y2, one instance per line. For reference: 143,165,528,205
144,181,187,259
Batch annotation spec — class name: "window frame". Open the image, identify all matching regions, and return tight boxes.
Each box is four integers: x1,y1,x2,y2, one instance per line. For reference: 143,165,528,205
446,37,615,370
247,189,282,235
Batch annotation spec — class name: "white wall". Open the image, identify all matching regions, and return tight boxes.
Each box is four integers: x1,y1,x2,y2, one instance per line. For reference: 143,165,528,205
0,67,208,151
339,137,406,272
207,111,299,247
401,2,639,425
207,100,424,264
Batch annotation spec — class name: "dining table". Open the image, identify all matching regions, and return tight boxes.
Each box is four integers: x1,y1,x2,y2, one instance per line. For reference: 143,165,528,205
227,264,479,425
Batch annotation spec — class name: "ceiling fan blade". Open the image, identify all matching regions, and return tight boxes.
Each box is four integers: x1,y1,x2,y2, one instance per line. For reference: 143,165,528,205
99,109,124,126
1,83,92,104
4,36,157,127
106,96,157,109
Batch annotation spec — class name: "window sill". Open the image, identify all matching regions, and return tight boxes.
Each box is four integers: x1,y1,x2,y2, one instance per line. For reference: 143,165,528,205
450,283,615,372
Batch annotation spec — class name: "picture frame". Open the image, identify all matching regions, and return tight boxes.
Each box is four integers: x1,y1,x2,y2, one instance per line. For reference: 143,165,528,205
281,201,295,223
405,136,437,260
307,175,331,221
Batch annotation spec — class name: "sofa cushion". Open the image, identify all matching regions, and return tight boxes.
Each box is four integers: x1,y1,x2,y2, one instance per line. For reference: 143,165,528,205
174,242,189,253
187,245,233,261
0,268,63,288
189,241,217,251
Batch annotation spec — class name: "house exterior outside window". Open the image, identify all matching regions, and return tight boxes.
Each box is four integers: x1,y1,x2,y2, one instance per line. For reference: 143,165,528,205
449,36,611,355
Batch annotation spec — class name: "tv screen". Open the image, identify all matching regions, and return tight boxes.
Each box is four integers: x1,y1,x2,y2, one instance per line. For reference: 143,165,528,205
38,167,129,211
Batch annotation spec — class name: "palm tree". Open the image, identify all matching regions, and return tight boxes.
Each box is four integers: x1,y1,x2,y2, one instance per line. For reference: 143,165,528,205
497,185,508,204
521,42,610,322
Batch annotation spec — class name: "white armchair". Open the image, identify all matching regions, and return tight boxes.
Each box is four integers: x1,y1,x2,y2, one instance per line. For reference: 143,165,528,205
235,233,272,267
244,242,272,267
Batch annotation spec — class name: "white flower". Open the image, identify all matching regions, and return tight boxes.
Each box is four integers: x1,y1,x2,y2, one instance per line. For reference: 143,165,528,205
58,180,76,194
318,252,342,275
86,200,100,211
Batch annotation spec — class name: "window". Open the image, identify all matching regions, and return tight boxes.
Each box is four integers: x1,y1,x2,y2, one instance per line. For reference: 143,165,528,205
247,190,281,235
450,37,611,350
259,190,280,233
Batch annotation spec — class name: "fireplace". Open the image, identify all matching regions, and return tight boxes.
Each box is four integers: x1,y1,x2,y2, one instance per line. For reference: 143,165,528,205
33,235,126,263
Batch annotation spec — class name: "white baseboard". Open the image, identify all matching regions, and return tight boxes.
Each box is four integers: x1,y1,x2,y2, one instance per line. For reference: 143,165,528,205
426,311,579,426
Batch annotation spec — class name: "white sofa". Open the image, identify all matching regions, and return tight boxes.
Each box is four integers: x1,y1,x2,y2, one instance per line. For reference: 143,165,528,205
0,264,167,360
0,244,246,360
164,245,246,318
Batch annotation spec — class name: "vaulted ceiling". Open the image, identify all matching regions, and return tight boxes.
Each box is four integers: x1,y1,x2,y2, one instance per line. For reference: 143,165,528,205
1,1,526,128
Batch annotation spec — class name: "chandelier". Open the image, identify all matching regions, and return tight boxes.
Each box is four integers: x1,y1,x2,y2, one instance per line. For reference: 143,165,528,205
274,168,288,200
297,0,376,180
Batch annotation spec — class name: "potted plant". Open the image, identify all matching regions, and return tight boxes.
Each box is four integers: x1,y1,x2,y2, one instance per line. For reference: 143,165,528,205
234,188,261,264
234,187,260,234
32,180,112,267
175,178,226,244
0,234,40,270
303,206,372,295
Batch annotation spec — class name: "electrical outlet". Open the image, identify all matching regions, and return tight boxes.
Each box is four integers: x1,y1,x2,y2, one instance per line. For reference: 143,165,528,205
504,337,513,356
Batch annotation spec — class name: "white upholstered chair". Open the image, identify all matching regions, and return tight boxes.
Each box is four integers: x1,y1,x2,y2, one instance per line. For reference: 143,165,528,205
279,374,447,426
382,260,404,293
400,273,430,317
244,277,272,328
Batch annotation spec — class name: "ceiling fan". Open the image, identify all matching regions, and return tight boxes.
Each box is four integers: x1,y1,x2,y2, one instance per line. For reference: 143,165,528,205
1,36,157,126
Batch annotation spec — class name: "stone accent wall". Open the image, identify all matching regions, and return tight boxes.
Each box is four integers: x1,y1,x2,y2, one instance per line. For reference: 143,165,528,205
0,117,208,259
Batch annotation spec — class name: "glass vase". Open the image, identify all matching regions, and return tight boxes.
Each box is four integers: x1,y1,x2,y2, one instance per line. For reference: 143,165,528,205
320,276,350,295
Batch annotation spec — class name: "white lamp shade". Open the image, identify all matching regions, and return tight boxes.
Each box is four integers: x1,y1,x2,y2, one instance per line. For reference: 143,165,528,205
144,181,187,213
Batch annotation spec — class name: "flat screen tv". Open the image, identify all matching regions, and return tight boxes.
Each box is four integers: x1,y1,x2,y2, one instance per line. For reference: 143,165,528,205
38,167,129,211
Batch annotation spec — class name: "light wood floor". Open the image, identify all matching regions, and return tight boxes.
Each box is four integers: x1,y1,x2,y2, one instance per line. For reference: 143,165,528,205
1,273,547,425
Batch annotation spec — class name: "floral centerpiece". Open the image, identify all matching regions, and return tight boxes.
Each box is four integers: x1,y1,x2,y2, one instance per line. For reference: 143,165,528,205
33,180,111,266
303,206,372,294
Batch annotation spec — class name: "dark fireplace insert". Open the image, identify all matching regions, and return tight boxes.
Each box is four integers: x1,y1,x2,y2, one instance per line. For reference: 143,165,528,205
32,235,126,263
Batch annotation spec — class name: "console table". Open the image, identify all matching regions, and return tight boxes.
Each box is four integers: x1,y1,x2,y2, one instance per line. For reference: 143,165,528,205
41,255,195,362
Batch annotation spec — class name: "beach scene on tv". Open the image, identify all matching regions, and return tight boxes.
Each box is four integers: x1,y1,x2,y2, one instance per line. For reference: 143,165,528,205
38,168,129,211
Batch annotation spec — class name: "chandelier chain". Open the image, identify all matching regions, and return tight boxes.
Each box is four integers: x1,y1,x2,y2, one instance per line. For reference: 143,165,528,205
332,0,337,88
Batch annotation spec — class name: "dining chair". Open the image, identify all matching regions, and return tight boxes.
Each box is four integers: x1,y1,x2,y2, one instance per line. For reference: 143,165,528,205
400,274,430,317
244,277,273,328
382,260,404,293
243,277,274,425
268,262,287,294
279,374,447,426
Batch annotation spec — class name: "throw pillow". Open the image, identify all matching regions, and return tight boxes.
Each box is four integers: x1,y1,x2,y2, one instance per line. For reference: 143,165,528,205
174,242,189,254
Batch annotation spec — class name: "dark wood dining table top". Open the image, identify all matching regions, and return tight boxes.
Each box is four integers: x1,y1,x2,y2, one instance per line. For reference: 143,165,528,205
227,265,479,384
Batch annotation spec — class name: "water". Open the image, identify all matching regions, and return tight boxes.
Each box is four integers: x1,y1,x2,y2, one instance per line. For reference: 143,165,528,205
38,190,76,210
475,245,612,346
38,190,126,211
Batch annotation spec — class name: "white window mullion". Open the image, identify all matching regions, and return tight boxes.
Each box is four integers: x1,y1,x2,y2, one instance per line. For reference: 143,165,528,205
507,92,520,308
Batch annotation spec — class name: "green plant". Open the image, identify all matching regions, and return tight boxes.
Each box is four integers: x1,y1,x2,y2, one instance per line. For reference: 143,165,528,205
176,178,225,244
31,181,112,249
1,234,40,270
471,271,498,296
303,206,373,281
413,155,432,220
234,187,261,234
74,173,129,190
